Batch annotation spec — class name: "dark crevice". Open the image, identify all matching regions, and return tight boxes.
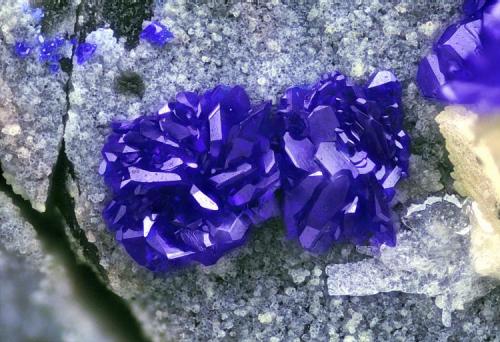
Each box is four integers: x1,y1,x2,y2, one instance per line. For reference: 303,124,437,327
56,4,105,279
0,1,149,340
76,0,154,49
51,144,106,278
103,0,154,49
0,156,149,342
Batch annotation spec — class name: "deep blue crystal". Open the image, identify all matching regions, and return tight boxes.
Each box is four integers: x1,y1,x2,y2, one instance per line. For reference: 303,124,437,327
100,86,280,271
14,41,32,58
417,0,500,111
277,71,410,252
75,42,96,64
140,21,174,47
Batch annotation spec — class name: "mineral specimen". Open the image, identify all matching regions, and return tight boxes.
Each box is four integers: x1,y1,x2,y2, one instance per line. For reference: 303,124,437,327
139,21,174,47
75,42,96,65
63,1,500,340
100,85,280,271
417,0,500,111
277,71,410,252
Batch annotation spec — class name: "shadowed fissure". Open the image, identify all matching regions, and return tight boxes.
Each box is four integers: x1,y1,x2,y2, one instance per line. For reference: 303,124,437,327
0,139,149,342
0,1,151,339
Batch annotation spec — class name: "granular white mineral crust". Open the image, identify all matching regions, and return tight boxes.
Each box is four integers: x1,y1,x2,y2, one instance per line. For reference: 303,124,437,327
326,195,498,327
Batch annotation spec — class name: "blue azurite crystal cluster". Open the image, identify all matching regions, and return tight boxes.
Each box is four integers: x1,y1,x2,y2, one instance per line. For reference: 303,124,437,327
277,71,410,252
13,16,172,72
100,71,410,271
12,6,96,72
417,0,500,111
15,36,97,72
100,86,280,271
37,36,67,73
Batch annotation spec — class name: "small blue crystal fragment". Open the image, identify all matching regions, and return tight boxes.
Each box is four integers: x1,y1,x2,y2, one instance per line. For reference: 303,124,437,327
75,42,96,64
277,71,410,253
14,41,32,58
140,21,174,47
101,85,280,271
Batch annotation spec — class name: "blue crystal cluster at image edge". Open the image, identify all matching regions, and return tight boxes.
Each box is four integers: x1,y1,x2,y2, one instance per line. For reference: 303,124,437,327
418,0,500,111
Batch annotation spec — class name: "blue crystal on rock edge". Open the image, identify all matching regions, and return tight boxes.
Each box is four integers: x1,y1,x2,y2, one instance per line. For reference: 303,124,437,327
417,0,500,111
277,71,410,253
75,42,97,65
100,85,280,271
140,21,174,47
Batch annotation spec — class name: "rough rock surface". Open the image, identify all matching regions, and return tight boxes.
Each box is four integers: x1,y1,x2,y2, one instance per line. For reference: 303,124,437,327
0,191,114,342
62,1,500,341
0,0,69,212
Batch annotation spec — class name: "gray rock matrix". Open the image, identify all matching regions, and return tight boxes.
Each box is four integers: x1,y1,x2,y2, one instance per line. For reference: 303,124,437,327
0,0,69,212
0,0,499,341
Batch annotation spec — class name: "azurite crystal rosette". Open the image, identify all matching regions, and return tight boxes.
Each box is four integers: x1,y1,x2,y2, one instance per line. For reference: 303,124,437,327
417,0,500,111
100,86,280,271
277,71,410,253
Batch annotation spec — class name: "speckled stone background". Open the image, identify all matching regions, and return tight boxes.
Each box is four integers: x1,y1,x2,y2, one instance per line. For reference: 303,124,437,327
0,0,499,341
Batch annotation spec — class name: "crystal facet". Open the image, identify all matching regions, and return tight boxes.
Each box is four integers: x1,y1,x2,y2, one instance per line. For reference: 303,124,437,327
140,21,174,47
417,0,500,111
75,43,96,65
101,86,280,271
14,41,32,58
277,71,410,253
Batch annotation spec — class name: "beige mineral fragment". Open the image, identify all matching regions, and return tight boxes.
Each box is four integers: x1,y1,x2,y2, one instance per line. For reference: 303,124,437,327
436,106,500,279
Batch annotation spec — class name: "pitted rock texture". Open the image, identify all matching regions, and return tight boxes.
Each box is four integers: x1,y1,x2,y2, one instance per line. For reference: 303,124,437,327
0,0,69,212
63,1,499,341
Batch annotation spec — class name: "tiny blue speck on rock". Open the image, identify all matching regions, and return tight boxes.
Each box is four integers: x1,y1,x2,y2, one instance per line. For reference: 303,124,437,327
48,62,60,74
